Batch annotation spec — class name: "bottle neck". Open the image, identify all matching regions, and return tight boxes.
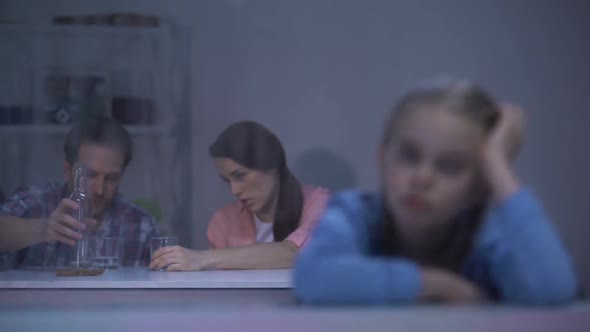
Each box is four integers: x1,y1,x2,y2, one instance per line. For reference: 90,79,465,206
71,164,88,195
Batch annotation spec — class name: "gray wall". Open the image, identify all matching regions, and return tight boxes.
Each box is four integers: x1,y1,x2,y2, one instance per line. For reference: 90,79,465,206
2,0,589,289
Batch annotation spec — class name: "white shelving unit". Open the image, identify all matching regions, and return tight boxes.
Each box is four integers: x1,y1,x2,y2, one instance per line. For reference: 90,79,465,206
0,124,169,135
0,23,193,242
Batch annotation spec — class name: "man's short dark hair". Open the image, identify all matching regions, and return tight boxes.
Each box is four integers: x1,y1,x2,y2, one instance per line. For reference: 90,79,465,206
64,116,133,168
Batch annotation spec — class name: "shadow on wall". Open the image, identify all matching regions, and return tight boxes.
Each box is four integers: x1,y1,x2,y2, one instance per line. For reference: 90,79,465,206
292,148,357,192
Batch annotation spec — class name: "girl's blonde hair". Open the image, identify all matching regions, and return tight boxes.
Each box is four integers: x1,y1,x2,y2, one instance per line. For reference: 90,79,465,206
382,78,499,146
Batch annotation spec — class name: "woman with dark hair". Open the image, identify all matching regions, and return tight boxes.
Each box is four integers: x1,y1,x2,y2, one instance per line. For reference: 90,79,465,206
150,121,329,271
294,78,578,305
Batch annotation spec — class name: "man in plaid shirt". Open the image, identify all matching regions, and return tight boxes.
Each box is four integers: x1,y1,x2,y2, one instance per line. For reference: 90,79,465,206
0,116,160,269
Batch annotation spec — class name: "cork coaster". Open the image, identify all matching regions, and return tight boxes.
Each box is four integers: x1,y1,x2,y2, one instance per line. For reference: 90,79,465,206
56,268,105,277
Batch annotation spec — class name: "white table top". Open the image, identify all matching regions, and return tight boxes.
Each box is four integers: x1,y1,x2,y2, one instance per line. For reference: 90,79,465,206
0,267,292,289
1,305,589,332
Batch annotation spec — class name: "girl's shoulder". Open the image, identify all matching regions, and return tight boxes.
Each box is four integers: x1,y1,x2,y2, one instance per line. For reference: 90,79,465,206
323,190,383,225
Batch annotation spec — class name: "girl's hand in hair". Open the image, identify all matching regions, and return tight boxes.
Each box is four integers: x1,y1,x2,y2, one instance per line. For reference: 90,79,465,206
485,103,525,162
481,103,525,203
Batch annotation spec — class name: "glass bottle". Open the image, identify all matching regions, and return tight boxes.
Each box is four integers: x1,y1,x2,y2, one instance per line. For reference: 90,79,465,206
69,163,93,268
